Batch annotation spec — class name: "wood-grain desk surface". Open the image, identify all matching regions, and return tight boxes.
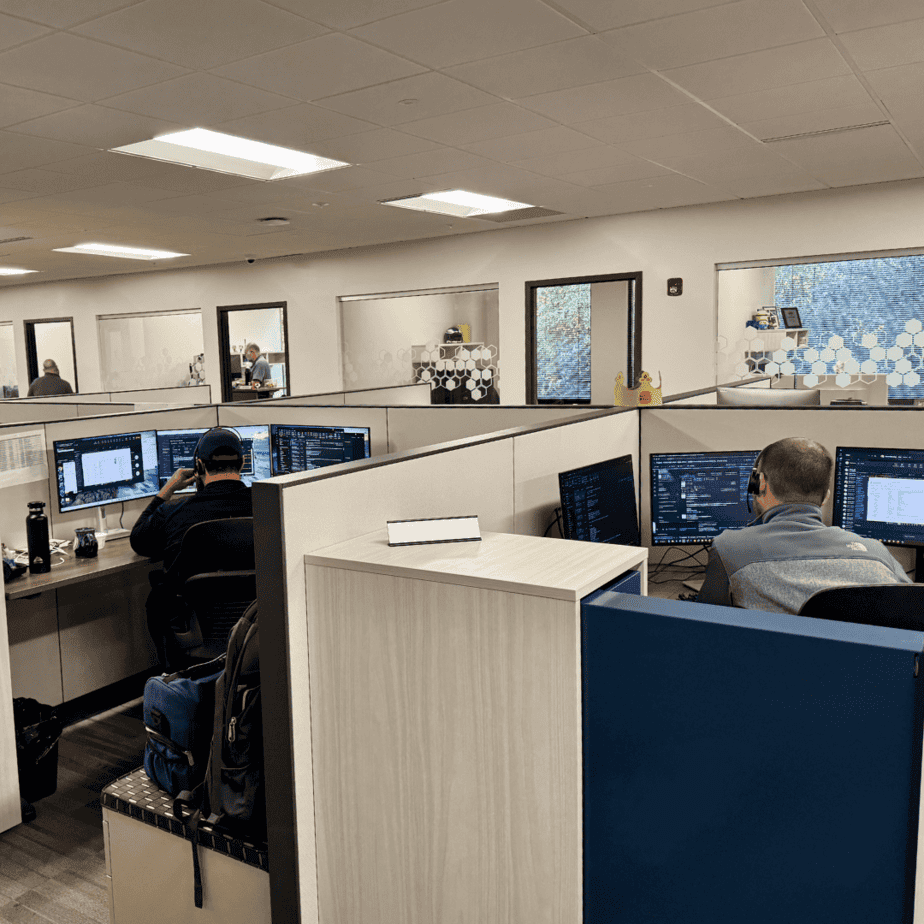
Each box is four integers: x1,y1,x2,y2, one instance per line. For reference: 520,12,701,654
5,539,153,600
305,529,648,601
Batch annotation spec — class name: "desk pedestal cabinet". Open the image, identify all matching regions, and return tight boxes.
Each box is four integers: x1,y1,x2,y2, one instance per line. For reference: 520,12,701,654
301,530,646,924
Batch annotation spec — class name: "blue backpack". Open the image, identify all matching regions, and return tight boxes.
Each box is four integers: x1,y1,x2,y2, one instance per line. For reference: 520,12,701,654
142,656,225,796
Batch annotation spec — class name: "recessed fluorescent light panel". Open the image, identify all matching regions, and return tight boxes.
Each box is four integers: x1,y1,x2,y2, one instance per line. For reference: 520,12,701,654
0,267,38,275
53,244,189,261
111,128,350,181
382,189,533,218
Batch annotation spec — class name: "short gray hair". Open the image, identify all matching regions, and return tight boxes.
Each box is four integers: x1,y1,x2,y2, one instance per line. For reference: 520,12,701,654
42,359,59,373
244,343,261,356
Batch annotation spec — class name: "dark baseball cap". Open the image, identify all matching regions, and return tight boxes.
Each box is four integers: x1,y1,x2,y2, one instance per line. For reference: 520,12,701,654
194,427,243,465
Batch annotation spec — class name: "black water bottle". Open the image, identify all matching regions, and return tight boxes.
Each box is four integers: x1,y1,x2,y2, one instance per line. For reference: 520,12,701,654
26,501,51,575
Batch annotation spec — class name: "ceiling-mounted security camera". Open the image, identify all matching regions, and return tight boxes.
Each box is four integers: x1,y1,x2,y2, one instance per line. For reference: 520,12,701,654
245,255,256,264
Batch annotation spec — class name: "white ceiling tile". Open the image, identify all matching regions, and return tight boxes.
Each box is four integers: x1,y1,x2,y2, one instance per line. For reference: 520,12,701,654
123,163,261,194
839,19,924,72
216,104,376,150
444,36,644,98
306,129,439,164
559,160,674,186
288,166,401,193
544,0,739,31
102,73,299,125
0,131,94,171
314,73,496,126
36,150,186,182
617,126,760,160
0,33,189,103
263,0,446,30
767,124,924,186
512,144,641,176
592,173,737,212
349,0,586,69
865,62,924,122
717,174,827,197
0,0,145,28
572,104,728,144
73,0,327,71
460,127,603,162
400,103,557,145
32,182,181,210
519,74,689,124
0,187,45,205
0,84,81,129
6,105,181,148
0,167,112,194
664,39,853,99
599,0,824,70
654,144,814,179
741,103,886,140
133,193,246,216
358,148,493,179
811,0,924,33
211,33,426,101
707,75,875,123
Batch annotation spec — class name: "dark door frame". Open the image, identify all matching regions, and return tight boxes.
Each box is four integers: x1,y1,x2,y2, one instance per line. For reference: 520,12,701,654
217,301,290,403
525,272,642,404
24,316,79,392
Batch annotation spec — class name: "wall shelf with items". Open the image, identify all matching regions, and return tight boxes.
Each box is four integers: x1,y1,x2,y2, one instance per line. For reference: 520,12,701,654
743,328,808,374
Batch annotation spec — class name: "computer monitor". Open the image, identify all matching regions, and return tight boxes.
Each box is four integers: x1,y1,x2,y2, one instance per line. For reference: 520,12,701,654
270,424,371,475
155,426,272,490
53,430,159,512
650,450,760,545
558,455,640,546
228,353,243,376
832,447,924,549
716,387,820,407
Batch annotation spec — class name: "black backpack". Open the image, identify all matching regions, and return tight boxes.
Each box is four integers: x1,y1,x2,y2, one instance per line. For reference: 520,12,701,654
174,600,263,909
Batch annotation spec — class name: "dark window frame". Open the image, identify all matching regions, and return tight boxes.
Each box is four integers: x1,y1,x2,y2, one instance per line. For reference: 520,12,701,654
217,301,290,403
24,316,78,392
525,272,642,405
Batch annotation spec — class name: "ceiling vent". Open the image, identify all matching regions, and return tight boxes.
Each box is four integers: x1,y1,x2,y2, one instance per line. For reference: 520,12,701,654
0,236,32,245
763,121,890,144
474,207,565,223
257,216,290,226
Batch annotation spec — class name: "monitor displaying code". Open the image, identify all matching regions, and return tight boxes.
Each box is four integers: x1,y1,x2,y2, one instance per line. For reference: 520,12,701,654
155,425,272,491
54,430,158,512
650,450,759,545
558,455,640,546
270,424,371,475
833,446,924,547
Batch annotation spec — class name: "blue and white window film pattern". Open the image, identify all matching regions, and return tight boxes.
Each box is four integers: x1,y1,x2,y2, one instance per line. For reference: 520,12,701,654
723,256,924,398
536,284,590,401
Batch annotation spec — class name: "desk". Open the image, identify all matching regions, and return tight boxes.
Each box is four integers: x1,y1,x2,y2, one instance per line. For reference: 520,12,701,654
5,539,158,705
230,386,277,401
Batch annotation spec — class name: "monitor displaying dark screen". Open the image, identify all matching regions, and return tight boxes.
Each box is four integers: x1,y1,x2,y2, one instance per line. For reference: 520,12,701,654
54,430,159,512
558,455,640,546
270,424,371,475
650,450,760,545
156,425,272,490
833,446,924,547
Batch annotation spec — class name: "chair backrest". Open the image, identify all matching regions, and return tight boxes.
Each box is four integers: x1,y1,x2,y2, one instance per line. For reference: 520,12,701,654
798,583,924,631
167,517,254,585
166,518,256,661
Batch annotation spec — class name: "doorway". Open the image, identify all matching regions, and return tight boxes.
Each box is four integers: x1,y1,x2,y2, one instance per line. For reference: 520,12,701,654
217,302,289,402
24,317,78,393
525,273,642,404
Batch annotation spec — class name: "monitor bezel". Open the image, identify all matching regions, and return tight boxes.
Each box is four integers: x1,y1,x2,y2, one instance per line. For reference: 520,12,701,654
269,423,371,476
557,453,640,547
649,449,760,546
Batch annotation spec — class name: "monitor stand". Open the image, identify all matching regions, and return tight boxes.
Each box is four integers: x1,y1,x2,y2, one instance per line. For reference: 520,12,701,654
97,505,130,541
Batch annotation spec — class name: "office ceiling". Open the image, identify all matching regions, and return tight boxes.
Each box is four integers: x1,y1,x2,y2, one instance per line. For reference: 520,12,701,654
1,0,924,286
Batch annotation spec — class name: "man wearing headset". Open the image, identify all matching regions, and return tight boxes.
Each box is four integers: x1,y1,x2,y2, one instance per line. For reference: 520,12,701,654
131,428,253,570
697,437,909,613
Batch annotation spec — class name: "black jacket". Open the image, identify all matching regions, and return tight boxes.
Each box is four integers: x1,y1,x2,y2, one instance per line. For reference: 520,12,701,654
130,480,253,571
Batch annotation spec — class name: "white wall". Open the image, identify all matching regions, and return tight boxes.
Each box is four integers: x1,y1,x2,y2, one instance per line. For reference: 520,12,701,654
5,179,924,402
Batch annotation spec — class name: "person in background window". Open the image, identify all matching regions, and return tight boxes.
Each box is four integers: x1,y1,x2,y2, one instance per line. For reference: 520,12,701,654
244,343,271,389
27,359,74,396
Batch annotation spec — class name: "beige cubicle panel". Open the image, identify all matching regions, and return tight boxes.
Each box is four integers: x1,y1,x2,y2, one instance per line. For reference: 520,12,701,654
77,402,135,416
343,383,431,405
386,404,591,453
0,401,80,423
512,407,640,537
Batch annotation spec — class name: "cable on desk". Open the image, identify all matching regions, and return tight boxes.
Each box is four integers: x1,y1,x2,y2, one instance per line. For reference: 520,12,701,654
119,502,126,530
648,544,709,582
543,507,563,538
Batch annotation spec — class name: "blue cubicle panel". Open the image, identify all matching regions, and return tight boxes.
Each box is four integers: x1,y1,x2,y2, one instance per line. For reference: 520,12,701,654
580,592,924,924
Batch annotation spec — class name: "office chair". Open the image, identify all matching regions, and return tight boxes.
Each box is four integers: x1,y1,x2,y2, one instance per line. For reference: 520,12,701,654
164,517,256,663
798,583,924,631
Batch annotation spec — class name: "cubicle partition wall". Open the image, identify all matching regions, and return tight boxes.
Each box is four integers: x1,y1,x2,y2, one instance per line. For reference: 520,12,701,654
12,384,213,405
0,402,81,423
265,383,430,407
252,406,642,924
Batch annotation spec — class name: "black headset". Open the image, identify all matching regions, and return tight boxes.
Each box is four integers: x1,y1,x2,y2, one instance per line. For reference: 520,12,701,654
746,449,765,514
